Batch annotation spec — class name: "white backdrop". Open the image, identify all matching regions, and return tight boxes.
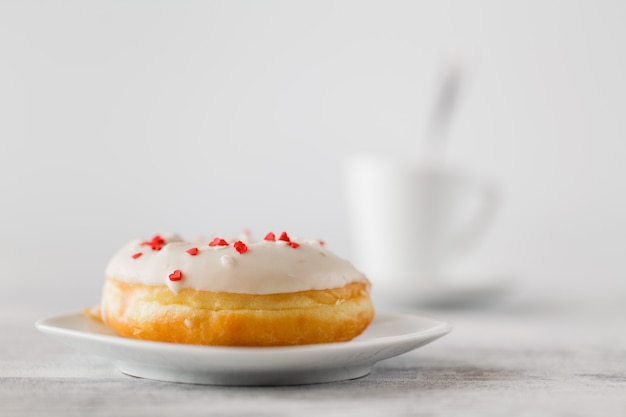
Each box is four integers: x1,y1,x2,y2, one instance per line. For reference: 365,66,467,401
1,0,625,312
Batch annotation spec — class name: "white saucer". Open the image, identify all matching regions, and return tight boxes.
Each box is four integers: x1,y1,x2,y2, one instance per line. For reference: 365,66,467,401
36,311,452,386
374,274,512,308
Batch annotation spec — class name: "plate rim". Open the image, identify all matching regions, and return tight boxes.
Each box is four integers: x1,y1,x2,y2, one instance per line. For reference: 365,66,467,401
35,310,452,355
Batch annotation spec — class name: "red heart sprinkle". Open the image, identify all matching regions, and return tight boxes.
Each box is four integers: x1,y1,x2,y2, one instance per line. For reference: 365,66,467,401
186,247,199,256
208,238,229,247
233,240,248,254
140,234,166,251
278,232,290,242
131,252,143,259
264,232,276,241
169,270,183,281
288,241,300,249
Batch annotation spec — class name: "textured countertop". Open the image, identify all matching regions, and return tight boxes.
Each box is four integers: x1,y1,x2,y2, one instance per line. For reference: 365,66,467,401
2,297,625,417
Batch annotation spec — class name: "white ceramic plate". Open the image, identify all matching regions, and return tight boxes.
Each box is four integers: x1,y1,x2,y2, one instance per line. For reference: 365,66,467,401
36,311,451,386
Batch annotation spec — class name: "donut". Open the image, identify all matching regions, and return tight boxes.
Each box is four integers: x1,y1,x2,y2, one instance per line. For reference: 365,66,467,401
88,232,374,346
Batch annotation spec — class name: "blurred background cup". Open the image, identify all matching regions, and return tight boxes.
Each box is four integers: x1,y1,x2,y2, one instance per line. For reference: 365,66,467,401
344,154,499,304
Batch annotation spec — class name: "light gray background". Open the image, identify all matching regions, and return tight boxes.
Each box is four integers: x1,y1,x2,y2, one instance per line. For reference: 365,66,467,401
1,0,625,313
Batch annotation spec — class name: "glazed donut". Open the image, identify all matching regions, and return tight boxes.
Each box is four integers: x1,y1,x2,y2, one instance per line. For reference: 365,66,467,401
89,232,374,346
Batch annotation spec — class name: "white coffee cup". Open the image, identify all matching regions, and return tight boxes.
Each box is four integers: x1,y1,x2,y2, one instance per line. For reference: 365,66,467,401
344,154,499,298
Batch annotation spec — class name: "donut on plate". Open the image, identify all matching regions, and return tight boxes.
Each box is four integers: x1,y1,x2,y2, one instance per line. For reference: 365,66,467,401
87,232,374,346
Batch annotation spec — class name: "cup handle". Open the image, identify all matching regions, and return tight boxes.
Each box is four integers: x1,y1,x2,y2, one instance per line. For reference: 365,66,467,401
447,181,500,255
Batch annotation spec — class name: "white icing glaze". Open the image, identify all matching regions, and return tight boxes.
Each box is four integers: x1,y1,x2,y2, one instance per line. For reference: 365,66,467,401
105,234,369,294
